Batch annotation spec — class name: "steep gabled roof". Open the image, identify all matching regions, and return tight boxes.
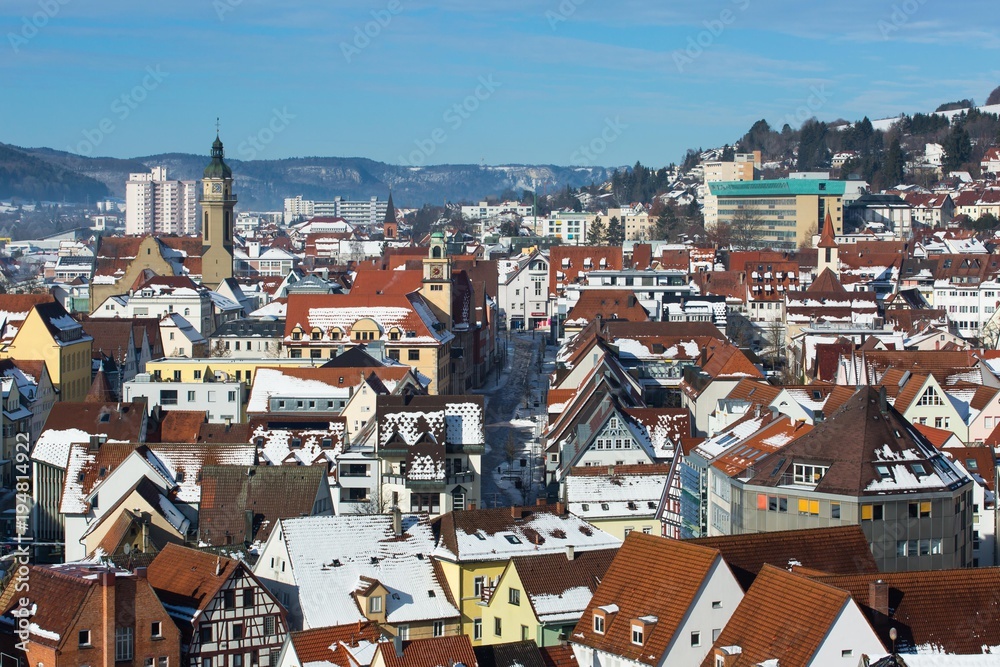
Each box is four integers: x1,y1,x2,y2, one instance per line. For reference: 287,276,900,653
689,526,878,592
571,532,728,666
700,566,861,667
146,543,239,612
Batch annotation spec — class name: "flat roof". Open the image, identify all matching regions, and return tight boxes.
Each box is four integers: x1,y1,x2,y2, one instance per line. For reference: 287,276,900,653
708,178,847,197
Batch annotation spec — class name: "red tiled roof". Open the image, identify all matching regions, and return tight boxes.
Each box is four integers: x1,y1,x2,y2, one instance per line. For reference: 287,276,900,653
816,568,1000,655
700,566,857,667
378,636,478,667
565,290,649,324
146,543,239,612
352,268,424,296
290,623,383,667
689,526,878,592
572,532,726,665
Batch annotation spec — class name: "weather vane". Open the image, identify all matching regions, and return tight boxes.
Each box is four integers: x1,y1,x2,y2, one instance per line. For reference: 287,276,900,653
216,117,220,134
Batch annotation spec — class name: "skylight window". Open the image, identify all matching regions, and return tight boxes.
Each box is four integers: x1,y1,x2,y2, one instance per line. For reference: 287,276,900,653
966,458,979,471
504,535,522,545
875,465,891,479
912,463,927,477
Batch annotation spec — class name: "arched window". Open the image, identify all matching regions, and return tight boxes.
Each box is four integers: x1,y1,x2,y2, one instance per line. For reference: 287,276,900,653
432,247,442,259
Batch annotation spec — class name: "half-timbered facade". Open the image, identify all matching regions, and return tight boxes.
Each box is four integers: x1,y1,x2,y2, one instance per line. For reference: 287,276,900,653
147,544,288,667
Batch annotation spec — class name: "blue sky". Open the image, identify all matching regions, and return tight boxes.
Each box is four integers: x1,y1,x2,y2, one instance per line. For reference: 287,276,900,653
2,0,998,167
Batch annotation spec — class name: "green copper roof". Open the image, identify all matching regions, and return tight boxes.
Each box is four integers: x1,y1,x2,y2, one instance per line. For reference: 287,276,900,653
708,178,846,197
204,134,232,179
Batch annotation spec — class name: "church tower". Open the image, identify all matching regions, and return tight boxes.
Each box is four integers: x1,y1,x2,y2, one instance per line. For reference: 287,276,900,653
422,231,452,328
200,133,235,288
383,191,398,240
817,210,839,278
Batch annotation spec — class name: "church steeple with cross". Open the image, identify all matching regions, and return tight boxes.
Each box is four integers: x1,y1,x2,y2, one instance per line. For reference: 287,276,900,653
200,124,235,288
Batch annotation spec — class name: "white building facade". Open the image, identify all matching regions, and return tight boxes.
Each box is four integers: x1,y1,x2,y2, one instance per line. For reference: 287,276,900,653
125,167,199,235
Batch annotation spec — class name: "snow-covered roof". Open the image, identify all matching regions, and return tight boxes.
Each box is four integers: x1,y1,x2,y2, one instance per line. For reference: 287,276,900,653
273,514,459,628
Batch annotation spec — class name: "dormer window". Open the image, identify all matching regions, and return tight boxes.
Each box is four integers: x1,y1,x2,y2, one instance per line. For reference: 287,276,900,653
793,463,828,485
593,614,605,634
631,624,644,646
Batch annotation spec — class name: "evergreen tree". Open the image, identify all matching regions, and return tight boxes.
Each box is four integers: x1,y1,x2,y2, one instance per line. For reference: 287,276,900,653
607,216,624,246
588,216,606,245
883,136,906,186
655,205,678,240
943,122,973,172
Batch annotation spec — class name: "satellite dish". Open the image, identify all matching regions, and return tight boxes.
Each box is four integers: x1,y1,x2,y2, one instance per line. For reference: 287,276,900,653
123,543,131,555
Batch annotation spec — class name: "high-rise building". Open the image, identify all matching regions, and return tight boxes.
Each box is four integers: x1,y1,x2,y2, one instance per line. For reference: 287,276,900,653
200,134,236,288
125,166,199,235
283,195,389,226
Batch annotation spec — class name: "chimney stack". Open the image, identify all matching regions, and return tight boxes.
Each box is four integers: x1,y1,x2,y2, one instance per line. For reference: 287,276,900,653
393,634,404,658
869,580,889,619
566,545,575,561
556,501,566,516
392,505,403,537
536,498,547,507
511,506,524,520
134,567,147,580
100,570,115,667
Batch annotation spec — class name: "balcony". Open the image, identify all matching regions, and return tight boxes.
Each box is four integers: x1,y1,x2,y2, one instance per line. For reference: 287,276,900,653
381,471,476,487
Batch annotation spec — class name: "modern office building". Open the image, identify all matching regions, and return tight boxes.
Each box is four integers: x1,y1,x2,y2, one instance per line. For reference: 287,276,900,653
705,178,847,250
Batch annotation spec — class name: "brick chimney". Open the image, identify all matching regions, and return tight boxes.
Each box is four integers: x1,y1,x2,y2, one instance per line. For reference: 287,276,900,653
555,501,566,516
100,570,115,667
869,580,889,619
511,506,524,520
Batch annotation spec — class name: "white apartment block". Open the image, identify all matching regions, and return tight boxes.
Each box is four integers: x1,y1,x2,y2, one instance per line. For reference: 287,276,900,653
284,196,388,226
934,279,1000,338
124,373,246,423
125,167,199,235
461,200,533,220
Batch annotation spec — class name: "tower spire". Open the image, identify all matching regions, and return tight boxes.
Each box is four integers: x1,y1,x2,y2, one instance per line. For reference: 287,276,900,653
818,210,837,248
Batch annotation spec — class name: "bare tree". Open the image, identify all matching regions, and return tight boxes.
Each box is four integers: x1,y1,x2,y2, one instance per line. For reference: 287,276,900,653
730,205,766,250
209,340,231,358
351,488,391,515
504,433,518,469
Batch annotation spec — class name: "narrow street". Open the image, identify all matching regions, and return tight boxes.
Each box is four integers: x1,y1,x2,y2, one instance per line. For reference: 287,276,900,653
477,333,548,508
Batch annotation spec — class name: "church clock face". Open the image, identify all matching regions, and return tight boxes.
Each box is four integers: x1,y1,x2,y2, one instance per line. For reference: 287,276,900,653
211,182,223,193
431,266,442,278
